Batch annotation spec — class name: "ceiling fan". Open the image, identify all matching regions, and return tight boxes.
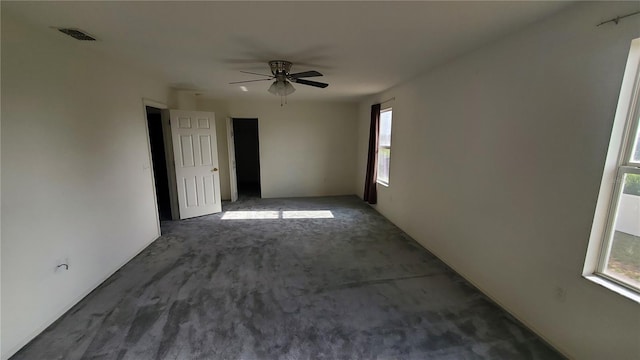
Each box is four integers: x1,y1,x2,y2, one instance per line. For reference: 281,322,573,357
229,60,328,98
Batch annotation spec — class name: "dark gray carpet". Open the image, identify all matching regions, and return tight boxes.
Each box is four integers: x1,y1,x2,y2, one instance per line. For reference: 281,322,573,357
12,196,563,360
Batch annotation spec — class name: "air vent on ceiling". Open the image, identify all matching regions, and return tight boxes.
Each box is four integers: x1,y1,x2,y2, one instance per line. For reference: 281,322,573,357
57,28,96,41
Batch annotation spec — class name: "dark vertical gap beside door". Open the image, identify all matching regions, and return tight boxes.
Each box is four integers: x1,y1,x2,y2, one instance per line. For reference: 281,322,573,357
146,106,172,221
232,118,261,199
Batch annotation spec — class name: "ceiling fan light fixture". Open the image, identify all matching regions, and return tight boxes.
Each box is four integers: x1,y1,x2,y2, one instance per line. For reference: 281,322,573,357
267,81,278,95
268,80,295,96
284,81,295,95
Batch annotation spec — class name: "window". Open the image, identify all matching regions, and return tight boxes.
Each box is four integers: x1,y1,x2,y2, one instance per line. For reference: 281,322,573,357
586,38,640,299
601,120,640,291
377,108,393,185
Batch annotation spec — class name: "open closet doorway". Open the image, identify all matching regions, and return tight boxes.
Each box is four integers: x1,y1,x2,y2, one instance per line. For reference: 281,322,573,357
146,106,172,221
232,118,262,199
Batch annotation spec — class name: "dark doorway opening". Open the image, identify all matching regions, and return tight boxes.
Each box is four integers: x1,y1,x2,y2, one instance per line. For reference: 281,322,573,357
146,106,172,221
232,118,261,198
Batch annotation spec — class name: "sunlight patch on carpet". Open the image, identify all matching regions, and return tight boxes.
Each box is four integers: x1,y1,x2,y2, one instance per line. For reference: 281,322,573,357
221,210,334,220
282,210,334,219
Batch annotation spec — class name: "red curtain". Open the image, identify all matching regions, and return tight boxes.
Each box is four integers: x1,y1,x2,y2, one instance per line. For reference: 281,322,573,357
364,103,381,204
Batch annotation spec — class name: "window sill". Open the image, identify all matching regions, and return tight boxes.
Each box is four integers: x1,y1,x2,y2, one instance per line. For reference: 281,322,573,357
377,180,389,187
583,274,640,304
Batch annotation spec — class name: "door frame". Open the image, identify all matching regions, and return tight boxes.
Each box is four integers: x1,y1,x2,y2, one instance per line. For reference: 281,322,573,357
228,117,262,198
142,99,178,234
226,117,238,202
162,110,179,220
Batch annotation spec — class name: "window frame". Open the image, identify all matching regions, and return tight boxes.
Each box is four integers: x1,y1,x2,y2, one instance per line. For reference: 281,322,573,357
584,38,640,302
597,167,640,292
376,107,393,186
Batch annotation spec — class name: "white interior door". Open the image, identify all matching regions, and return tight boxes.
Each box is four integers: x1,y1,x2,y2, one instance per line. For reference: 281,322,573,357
226,117,238,202
170,110,222,219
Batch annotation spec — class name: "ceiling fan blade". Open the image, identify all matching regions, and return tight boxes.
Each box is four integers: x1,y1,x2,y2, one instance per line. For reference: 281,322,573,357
240,70,274,77
293,78,329,88
289,70,323,79
229,78,273,84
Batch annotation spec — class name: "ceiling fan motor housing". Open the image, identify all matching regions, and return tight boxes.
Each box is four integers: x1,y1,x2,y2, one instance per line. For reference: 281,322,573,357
269,60,292,80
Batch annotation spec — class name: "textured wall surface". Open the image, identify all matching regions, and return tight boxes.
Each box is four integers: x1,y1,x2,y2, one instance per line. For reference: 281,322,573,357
197,98,359,200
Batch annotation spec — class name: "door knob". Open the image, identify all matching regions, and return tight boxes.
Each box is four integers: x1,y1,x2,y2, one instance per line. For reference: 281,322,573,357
211,168,218,172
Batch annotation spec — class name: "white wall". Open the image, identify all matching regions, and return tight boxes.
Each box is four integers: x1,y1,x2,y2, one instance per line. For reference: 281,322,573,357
196,98,359,199
355,2,640,359
1,11,169,359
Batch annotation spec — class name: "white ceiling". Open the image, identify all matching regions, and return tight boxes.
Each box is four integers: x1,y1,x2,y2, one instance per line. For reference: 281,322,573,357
4,1,573,101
